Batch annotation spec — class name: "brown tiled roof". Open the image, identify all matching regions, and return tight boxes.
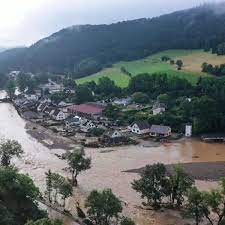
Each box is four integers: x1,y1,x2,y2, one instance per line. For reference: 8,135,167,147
68,103,105,114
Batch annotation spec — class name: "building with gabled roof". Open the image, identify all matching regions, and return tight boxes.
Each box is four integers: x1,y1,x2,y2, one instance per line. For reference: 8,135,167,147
149,125,171,137
128,121,150,135
67,103,106,120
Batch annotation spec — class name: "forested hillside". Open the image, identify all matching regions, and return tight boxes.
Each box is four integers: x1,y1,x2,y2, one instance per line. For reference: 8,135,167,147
0,3,225,77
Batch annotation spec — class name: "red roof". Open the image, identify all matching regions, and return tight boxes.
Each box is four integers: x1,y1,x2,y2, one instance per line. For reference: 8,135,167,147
68,103,105,114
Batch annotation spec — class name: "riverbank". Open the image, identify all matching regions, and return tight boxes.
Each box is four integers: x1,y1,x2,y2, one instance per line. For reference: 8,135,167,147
125,161,225,181
25,121,75,150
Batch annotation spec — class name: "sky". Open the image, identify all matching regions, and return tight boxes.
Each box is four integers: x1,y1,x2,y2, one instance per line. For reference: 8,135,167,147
0,0,221,47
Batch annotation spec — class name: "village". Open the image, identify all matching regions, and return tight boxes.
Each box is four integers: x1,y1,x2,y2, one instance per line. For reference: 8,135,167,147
11,76,193,150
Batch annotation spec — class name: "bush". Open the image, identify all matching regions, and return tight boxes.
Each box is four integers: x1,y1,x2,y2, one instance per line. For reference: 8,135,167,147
89,128,105,137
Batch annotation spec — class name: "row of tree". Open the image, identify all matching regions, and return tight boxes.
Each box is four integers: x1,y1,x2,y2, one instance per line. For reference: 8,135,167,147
0,137,136,225
202,62,225,76
132,163,225,225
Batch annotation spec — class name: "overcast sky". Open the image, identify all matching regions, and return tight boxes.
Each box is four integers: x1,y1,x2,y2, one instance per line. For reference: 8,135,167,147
0,0,221,47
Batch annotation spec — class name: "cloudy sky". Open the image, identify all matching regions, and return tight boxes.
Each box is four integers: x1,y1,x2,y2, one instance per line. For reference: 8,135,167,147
0,0,220,47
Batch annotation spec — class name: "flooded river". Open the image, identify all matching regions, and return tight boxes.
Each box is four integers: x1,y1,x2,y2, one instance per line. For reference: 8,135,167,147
1,98,225,224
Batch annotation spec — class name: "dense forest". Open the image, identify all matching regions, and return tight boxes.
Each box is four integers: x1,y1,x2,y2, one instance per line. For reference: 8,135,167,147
1,3,225,76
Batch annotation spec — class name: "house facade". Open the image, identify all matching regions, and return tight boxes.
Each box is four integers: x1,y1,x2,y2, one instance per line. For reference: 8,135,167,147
51,109,67,121
149,125,171,137
129,121,150,135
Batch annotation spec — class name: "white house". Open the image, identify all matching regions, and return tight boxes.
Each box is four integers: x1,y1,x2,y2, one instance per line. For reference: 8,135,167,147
51,109,67,121
105,130,124,139
152,103,166,115
128,121,150,135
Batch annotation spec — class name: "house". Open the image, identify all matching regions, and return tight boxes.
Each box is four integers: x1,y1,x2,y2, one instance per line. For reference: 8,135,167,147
14,97,27,107
114,97,132,106
39,79,62,94
152,103,166,115
149,125,171,137
129,121,150,135
43,107,55,115
65,116,82,128
37,102,48,112
103,130,126,143
24,94,39,101
58,101,67,107
67,103,106,120
104,130,124,139
51,109,67,121
80,120,97,132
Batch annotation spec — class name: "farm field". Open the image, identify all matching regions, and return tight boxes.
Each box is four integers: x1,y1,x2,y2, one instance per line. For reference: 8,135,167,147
76,49,225,87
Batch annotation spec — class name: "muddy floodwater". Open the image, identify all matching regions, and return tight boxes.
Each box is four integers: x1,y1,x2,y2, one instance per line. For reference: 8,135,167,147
1,98,225,224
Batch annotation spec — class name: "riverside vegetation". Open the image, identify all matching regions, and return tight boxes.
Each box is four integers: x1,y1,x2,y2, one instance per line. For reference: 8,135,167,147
0,138,135,225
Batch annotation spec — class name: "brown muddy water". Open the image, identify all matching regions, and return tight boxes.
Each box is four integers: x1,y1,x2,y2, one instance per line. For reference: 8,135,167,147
0,96,225,224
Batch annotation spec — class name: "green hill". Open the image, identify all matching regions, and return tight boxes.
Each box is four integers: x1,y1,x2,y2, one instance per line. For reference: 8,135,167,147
76,50,212,87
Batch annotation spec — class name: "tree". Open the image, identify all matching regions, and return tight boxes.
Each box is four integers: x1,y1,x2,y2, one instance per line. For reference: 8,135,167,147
89,128,105,137
59,179,73,207
185,187,205,225
170,59,175,65
168,164,193,208
45,170,53,204
0,204,14,225
132,92,149,104
85,189,122,225
96,77,121,97
49,172,72,206
132,163,169,209
185,178,225,225
217,42,225,55
105,104,120,120
161,56,171,62
120,217,135,225
66,146,91,186
25,219,62,225
0,167,46,225
5,79,16,99
16,73,31,93
0,139,23,167
202,178,225,225
176,60,183,70
76,85,94,104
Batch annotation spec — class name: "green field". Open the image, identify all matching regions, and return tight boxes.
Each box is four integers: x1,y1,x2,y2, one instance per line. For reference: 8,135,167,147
76,50,212,87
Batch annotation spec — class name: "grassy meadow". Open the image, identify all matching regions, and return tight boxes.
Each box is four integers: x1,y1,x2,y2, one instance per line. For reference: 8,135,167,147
76,50,225,87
